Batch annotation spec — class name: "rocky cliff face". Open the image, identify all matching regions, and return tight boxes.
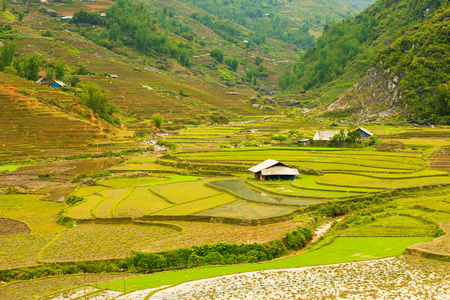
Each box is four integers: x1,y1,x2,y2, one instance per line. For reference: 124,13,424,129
326,62,407,121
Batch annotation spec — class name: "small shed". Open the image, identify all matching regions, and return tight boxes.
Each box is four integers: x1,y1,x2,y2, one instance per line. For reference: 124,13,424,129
61,16,73,21
249,159,299,181
36,77,51,86
109,74,118,79
50,81,66,89
356,127,374,138
297,138,310,146
313,131,341,141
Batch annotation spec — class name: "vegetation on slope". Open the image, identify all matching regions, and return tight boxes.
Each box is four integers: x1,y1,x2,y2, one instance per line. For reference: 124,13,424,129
285,0,446,93
375,1,450,125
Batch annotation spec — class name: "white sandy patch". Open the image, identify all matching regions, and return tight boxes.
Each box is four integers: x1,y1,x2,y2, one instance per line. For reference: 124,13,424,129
48,286,99,299
86,290,122,299
115,287,168,299
148,258,450,299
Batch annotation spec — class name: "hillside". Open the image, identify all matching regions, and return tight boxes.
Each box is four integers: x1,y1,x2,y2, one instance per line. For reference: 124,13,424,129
326,1,450,124
0,72,133,160
284,0,446,106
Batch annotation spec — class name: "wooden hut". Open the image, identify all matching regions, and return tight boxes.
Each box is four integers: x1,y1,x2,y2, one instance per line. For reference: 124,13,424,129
249,159,299,181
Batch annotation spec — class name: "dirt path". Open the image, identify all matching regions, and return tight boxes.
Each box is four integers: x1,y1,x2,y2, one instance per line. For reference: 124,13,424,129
406,223,450,258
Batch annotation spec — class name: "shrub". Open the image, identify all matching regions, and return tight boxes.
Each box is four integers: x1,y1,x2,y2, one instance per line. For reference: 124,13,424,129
65,195,84,205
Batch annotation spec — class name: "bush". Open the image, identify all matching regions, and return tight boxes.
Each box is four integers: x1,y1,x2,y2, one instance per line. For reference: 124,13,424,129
65,195,84,205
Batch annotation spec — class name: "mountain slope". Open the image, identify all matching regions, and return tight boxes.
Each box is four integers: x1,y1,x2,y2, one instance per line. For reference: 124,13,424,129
0,73,128,159
286,0,446,104
326,1,450,124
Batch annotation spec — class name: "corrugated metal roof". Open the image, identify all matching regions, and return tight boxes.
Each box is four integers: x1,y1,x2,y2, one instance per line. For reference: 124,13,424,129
53,81,66,86
357,127,374,136
261,166,299,176
313,131,340,141
249,159,281,172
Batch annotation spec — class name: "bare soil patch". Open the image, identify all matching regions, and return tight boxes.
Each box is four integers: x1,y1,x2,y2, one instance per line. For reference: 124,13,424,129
406,223,450,258
0,218,30,236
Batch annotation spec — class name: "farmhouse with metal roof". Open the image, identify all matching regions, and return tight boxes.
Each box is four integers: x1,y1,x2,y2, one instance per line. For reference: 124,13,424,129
249,159,299,181
356,127,374,138
313,131,342,141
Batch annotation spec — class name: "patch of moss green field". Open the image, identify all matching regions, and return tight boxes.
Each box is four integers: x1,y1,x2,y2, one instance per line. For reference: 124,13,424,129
0,195,66,233
0,164,32,172
99,236,432,292
318,173,450,189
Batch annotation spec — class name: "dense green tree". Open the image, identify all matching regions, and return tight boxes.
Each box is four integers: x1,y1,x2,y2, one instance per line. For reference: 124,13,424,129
54,61,66,80
210,48,224,63
225,57,239,72
21,55,42,81
79,83,114,121
152,113,164,129
0,40,17,71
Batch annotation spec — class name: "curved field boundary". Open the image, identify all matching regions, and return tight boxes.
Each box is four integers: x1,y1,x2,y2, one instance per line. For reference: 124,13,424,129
0,218,31,236
206,181,315,206
91,193,107,218
148,188,176,205
132,221,184,232
245,179,360,200
138,214,293,226
57,185,450,228
291,180,382,193
405,223,450,261
111,187,138,217
323,170,448,180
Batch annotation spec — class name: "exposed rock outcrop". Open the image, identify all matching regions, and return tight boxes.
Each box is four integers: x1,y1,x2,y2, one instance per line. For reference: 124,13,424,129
326,62,407,121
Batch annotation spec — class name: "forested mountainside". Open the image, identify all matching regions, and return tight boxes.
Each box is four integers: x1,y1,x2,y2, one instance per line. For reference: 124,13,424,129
325,1,449,124
283,0,446,102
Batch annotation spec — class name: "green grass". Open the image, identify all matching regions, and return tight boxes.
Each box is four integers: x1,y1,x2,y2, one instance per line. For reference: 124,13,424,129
195,200,296,219
115,187,172,218
0,164,33,172
154,193,236,215
341,215,436,237
101,176,167,189
152,179,220,204
100,237,431,292
318,173,450,189
110,163,178,171
0,194,66,233
250,179,365,198
293,175,382,193
66,195,103,220
139,175,202,187
131,158,157,162
0,234,56,269
95,188,131,218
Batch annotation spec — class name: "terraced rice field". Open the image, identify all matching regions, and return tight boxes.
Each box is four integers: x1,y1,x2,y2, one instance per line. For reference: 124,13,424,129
65,175,246,220
173,148,427,173
0,73,108,158
0,194,66,233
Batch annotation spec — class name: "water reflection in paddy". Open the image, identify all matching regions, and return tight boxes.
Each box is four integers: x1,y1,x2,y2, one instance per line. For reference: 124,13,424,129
210,179,323,206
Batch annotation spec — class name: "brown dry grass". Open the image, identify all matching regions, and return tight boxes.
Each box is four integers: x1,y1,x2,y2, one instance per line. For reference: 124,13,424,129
0,273,132,300
137,220,302,252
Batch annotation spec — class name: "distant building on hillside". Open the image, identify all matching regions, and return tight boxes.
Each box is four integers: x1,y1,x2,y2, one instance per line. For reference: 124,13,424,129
36,77,52,86
109,74,118,79
313,131,345,141
50,81,65,89
249,159,299,181
356,127,374,138
297,138,310,146
61,16,73,21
